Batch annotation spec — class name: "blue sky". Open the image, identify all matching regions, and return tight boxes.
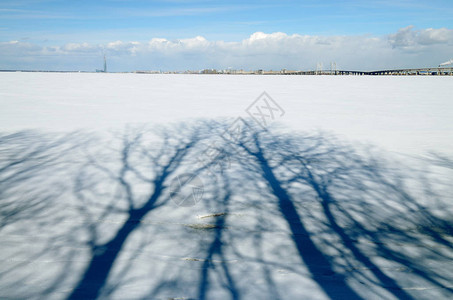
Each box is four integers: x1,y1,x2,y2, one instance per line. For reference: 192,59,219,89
1,0,453,71
1,0,453,43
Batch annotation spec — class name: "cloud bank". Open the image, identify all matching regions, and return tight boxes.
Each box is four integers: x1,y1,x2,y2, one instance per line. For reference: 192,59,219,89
1,26,452,71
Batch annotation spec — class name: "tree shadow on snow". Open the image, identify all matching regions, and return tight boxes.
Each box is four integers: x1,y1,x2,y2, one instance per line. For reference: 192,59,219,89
0,121,452,299
223,123,453,299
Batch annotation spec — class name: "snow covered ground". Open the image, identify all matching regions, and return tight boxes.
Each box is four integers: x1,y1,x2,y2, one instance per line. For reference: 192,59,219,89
0,73,452,299
1,72,452,155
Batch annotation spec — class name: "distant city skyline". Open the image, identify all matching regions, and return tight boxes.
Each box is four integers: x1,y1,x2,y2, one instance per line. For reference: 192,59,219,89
1,0,452,71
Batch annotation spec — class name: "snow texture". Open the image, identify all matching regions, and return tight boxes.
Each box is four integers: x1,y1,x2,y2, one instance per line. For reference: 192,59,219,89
0,73,452,299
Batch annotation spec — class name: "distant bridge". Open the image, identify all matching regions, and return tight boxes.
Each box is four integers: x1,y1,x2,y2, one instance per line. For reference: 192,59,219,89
282,67,453,76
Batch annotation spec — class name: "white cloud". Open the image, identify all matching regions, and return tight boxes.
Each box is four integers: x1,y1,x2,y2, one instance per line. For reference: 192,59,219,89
62,42,96,52
388,25,453,48
0,40,41,55
418,28,453,45
1,26,452,71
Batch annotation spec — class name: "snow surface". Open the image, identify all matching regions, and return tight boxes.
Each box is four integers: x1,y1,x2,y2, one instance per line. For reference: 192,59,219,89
0,73,453,300
1,72,452,155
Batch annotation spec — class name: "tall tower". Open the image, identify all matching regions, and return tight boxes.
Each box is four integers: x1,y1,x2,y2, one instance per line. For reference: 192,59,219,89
103,55,107,73
316,62,323,75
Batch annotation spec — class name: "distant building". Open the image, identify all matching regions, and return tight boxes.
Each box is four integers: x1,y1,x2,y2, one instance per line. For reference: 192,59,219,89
134,70,161,74
96,55,107,72
200,69,218,74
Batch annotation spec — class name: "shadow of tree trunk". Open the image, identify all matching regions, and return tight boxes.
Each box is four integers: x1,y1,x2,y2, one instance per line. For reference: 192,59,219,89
236,132,363,299
197,176,239,300
302,161,414,299
67,125,204,300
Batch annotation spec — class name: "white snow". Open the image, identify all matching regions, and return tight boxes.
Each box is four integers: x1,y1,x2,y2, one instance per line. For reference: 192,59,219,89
0,72,452,300
1,72,452,155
